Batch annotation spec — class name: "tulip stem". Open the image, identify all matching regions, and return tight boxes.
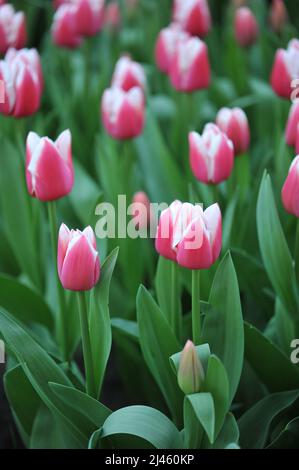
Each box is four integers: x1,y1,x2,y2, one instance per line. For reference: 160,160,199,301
47,201,67,361
77,291,96,398
192,270,201,345
171,261,178,337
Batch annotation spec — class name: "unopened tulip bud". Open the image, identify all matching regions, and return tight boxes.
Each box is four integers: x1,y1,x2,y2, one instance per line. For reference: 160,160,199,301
169,36,210,92
101,86,145,140
26,130,74,201
178,340,205,394
173,0,211,38
282,156,299,218
270,0,288,33
75,0,104,36
271,39,299,99
155,201,222,270
285,101,299,147
58,224,100,291
0,4,26,54
104,2,121,31
52,4,82,48
234,7,259,47
189,124,234,184
155,24,187,75
131,191,152,229
216,107,250,155
0,48,42,118
111,56,146,92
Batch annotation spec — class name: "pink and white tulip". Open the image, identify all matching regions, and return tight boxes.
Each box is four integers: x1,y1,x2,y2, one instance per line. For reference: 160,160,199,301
234,7,259,47
169,36,210,92
52,4,82,48
26,130,74,202
285,101,299,147
0,4,26,54
58,224,100,291
155,24,187,75
0,48,43,117
111,56,146,92
172,0,211,38
155,200,222,270
281,156,299,218
271,39,299,99
270,0,288,33
189,124,234,184
101,86,145,140
75,0,104,36
216,107,250,155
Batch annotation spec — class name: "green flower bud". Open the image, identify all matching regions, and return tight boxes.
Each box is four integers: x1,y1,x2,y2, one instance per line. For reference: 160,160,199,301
177,340,205,395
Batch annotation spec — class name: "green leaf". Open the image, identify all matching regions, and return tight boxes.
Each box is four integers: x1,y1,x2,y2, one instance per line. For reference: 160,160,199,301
203,355,230,439
244,322,299,392
267,416,299,449
49,383,111,428
111,318,139,342
185,393,215,444
238,390,299,449
4,364,41,447
137,285,184,426
155,257,181,329
256,172,297,316
90,248,118,397
0,140,42,288
202,252,244,405
0,274,53,330
0,307,89,448
211,413,240,449
100,405,182,449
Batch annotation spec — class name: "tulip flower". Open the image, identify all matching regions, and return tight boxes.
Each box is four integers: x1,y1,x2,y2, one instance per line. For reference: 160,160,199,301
111,56,146,92
169,36,210,92
234,7,259,48
155,23,187,75
0,48,43,117
104,2,121,31
0,4,26,55
270,0,288,33
178,340,205,394
271,39,299,99
172,0,211,38
52,4,82,48
75,0,104,36
131,191,152,229
189,124,234,184
26,130,74,202
155,200,222,270
285,101,299,147
58,224,100,291
216,107,250,155
281,156,299,218
101,86,145,140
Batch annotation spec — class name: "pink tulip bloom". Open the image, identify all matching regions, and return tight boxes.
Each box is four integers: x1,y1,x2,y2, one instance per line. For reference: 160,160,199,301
131,191,152,229
155,200,222,270
234,7,259,47
101,86,145,140
26,130,74,201
282,156,299,217
0,48,43,117
52,4,82,48
169,35,210,92
111,56,146,92
172,0,211,38
155,23,188,75
58,224,100,291
0,4,26,54
104,2,121,31
216,107,250,155
285,101,299,147
75,0,104,36
271,39,299,99
270,0,288,33
189,124,234,184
